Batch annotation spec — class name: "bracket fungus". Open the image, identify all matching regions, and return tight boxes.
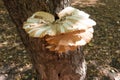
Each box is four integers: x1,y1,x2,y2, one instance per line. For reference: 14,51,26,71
23,7,96,53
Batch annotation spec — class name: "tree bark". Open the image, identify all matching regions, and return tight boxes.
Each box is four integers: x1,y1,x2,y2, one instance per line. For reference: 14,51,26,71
3,0,86,80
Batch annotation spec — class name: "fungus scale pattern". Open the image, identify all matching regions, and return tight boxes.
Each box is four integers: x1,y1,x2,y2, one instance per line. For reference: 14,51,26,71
23,7,96,53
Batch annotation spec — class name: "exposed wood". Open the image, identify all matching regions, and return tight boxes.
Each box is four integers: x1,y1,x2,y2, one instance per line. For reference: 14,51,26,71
3,0,86,80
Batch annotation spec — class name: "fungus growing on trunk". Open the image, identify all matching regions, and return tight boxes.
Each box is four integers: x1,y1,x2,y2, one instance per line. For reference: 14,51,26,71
23,7,96,53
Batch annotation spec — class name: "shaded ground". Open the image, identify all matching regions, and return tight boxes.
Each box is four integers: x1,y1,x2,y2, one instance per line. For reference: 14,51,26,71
0,0,120,80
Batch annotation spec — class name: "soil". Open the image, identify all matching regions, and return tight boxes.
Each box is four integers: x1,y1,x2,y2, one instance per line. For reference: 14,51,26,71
0,0,120,80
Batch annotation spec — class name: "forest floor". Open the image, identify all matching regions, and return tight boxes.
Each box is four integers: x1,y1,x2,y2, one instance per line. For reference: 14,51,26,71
0,0,120,80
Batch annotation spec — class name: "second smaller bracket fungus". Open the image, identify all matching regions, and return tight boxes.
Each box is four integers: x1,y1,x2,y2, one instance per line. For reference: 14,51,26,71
23,7,96,53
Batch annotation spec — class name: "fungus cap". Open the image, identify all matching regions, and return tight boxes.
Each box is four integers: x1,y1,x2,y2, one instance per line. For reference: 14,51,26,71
23,7,96,53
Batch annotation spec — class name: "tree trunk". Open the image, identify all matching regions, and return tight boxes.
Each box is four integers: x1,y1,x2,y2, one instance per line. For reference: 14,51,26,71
3,0,86,80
